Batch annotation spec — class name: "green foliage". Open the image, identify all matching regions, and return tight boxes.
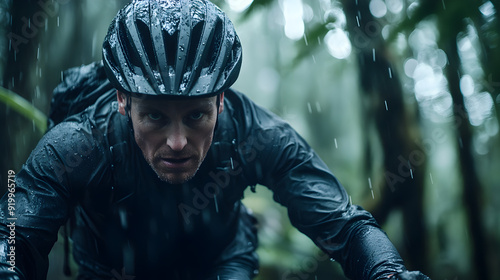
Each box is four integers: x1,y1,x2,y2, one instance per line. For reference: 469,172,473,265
240,0,275,21
0,86,47,133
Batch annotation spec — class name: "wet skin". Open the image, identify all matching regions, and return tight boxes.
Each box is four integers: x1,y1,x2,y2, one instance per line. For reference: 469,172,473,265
117,91,224,184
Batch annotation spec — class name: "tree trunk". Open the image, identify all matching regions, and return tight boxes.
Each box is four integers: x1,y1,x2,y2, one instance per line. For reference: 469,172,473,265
1,0,45,194
443,34,490,280
341,0,428,271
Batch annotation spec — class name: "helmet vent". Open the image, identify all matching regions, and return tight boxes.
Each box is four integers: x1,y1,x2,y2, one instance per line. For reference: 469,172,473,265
186,21,203,71
205,19,223,72
163,30,179,73
119,19,142,74
136,20,159,74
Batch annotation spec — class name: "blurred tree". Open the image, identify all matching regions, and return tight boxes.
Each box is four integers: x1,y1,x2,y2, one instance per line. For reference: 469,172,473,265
384,1,494,278
339,0,428,272
436,2,490,279
1,0,45,194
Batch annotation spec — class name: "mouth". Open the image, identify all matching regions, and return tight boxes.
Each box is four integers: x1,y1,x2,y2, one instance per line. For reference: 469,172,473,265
159,157,192,169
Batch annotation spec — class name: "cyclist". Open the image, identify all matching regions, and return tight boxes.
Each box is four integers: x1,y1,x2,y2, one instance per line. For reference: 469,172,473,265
0,0,430,279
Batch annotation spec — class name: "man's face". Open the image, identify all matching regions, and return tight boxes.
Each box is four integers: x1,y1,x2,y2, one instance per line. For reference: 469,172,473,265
117,92,224,185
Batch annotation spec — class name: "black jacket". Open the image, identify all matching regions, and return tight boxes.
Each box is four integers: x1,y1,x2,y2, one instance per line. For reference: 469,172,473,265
0,63,406,279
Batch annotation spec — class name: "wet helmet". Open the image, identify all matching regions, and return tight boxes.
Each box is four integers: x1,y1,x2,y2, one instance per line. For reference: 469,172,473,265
102,0,242,97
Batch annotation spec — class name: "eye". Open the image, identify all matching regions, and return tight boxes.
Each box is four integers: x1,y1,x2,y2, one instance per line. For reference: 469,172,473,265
189,112,204,120
147,113,162,121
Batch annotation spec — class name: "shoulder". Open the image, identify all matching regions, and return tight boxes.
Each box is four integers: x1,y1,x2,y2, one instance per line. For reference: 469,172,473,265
44,116,108,152
223,89,290,133
28,118,112,186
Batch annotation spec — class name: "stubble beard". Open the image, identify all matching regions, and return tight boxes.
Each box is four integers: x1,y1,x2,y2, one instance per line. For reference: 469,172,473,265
146,153,205,185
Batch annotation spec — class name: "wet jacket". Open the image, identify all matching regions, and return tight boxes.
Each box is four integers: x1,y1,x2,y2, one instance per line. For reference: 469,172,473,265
0,62,406,279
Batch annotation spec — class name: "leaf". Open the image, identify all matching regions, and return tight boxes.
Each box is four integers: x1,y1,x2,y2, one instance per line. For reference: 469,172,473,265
293,23,330,66
240,0,274,21
0,86,47,133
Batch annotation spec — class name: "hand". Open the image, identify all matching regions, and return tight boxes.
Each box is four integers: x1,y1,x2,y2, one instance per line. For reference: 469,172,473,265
389,270,431,280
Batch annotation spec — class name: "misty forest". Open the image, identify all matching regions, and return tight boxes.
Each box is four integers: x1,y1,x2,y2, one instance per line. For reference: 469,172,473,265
1,0,500,279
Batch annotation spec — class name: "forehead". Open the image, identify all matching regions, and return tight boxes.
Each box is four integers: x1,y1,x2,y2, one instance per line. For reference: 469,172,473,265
131,95,216,110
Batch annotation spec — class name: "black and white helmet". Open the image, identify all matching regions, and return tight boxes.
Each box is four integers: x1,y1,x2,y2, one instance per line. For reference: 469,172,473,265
102,0,242,97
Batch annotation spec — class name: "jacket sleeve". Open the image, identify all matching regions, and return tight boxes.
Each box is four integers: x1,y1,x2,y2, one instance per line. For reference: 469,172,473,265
235,94,406,279
0,120,108,279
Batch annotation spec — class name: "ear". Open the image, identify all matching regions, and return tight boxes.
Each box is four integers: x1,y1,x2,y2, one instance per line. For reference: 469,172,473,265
116,90,127,116
218,92,225,114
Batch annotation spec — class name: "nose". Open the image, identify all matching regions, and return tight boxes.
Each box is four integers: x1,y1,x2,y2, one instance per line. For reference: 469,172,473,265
166,124,187,151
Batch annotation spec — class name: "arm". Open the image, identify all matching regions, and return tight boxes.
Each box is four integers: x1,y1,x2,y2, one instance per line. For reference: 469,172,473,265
230,92,406,279
249,124,405,279
0,121,107,279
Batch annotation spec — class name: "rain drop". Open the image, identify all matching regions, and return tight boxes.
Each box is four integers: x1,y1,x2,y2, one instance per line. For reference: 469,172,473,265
315,102,321,113
368,177,374,199
408,160,413,179
384,100,388,111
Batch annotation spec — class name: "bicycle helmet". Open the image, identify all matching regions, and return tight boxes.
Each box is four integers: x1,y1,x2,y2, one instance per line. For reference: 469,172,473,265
102,0,242,97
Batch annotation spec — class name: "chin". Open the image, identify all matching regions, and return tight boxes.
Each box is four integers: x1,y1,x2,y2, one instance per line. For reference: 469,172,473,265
156,169,197,185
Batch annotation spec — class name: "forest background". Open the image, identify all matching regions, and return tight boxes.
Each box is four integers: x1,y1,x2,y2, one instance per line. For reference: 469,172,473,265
1,0,499,279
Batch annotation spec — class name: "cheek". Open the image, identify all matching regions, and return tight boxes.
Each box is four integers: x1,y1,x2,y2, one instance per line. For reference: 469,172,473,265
205,128,217,150
194,124,216,151
134,127,163,155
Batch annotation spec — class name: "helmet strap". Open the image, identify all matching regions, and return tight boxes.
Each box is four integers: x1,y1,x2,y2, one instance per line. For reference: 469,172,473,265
214,94,220,133
125,94,134,134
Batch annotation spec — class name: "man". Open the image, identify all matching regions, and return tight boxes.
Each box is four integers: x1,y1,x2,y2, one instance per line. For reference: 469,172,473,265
0,0,431,279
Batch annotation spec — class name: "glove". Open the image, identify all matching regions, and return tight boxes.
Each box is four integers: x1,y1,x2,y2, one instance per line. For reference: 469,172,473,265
389,270,431,280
